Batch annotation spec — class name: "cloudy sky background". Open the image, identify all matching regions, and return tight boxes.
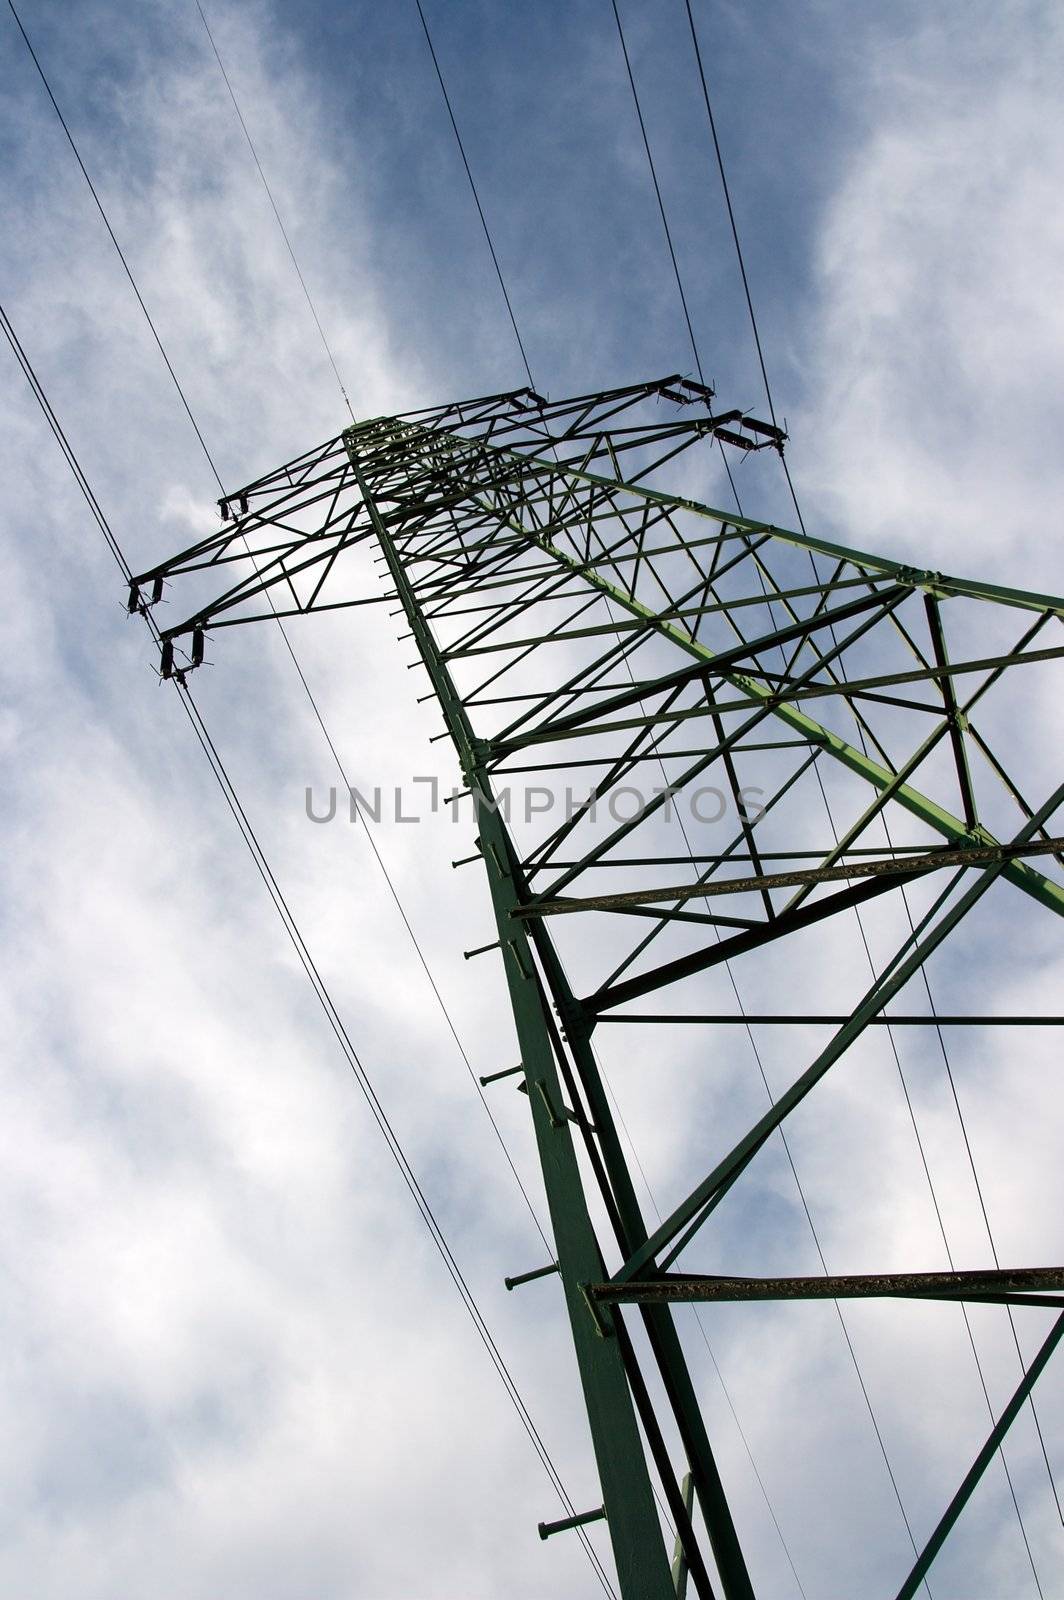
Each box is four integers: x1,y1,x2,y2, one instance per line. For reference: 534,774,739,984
2,1,1063,1595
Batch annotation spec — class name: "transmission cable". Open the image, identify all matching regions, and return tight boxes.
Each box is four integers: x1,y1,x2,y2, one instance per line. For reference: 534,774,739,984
610,0,706,392
593,590,912,1592
682,0,1060,1559
6,0,598,1561
610,0,749,523
418,0,917,1570
408,7,814,1567
910,924,1064,1529
8,0,591,1565
0,296,615,1600
607,0,931,1572
191,0,552,1259
682,0,806,534
6,0,225,493
812,768,1045,1595
414,0,537,391
193,1,355,424
11,0,553,1268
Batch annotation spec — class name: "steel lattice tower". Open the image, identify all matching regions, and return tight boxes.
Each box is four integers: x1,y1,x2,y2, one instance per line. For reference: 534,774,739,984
133,379,1064,1598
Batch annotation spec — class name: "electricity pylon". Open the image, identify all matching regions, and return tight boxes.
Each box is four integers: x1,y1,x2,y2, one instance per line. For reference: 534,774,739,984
133,379,1064,1598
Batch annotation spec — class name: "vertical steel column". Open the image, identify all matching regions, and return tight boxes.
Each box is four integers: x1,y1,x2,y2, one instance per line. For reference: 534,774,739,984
529,925,753,1598
351,449,676,1600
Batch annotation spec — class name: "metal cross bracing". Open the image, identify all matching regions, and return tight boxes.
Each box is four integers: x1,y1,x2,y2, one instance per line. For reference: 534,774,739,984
133,377,1064,1598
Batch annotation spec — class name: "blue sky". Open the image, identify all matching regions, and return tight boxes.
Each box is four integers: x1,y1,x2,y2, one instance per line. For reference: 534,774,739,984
2,2,1063,1596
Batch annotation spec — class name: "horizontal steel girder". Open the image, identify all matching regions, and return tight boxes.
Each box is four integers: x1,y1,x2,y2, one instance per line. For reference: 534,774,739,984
590,1265,1064,1306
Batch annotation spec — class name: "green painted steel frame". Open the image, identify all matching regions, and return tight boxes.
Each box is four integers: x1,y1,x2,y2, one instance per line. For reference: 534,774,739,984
353,450,682,1599
140,379,1064,1599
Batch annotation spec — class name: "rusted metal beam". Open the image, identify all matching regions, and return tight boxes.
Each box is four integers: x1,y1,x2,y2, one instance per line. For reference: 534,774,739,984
589,1266,1064,1306
512,837,1064,918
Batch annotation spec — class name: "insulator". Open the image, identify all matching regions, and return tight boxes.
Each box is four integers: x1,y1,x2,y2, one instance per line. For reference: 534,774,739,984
742,415,786,442
715,427,754,450
527,390,547,408
704,409,742,430
237,492,249,516
679,377,716,401
659,386,689,405
127,581,141,614
191,627,205,667
219,498,231,521
151,576,164,604
160,641,174,679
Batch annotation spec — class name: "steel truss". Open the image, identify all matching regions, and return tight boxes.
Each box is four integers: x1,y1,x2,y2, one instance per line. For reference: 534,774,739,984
135,378,1064,1598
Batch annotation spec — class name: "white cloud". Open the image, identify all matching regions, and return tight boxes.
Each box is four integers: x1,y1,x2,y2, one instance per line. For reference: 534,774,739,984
802,3,1064,586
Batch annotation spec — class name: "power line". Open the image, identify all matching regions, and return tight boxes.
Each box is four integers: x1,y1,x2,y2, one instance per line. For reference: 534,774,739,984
414,0,537,391
11,0,552,1264
810,765,1045,1595
914,935,1064,1531
7,0,225,493
610,0,749,519
680,0,1060,1560
193,1,356,424
407,6,715,1556
414,3,919,1569
12,3,783,1584
6,8,597,1573
610,0,706,391
409,11,806,1569
605,6,959,1577
0,296,616,1600
682,0,807,535
274,641,554,1256
189,1,553,1255
412,8,737,1557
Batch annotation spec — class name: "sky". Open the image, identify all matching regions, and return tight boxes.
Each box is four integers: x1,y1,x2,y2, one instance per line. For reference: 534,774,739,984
1,1,1063,1596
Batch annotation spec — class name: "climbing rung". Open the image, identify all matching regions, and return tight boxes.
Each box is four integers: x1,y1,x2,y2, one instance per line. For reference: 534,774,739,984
479,1062,523,1086
538,1506,606,1541
464,940,502,960
505,1261,559,1292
